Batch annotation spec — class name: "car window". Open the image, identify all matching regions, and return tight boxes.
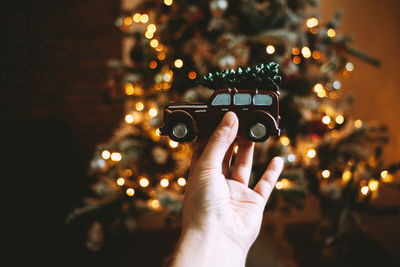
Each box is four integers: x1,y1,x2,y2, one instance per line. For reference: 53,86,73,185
233,93,251,105
211,93,231,106
253,94,273,106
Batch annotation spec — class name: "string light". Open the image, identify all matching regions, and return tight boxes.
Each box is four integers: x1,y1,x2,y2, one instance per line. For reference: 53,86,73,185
313,83,323,93
160,178,169,187
101,150,111,160
280,136,290,146
332,80,341,89
322,116,331,125
158,52,166,60
354,119,362,128
301,47,311,58
342,170,352,182
149,108,158,117
327,28,336,38
125,114,134,124
275,178,289,190
287,154,296,163
292,47,300,55
360,186,369,196
174,59,183,68
177,177,186,186
125,83,134,95
188,71,197,80
140,14,149,23
321,170,330,178
368,180,379,191
306,17,319,28
133,13,141,23
123,16,133,26
117,177,125,186
312,50,321,59
164,0,173,6
139,177,150,187
145,31,154,39
307,149,316,159
149,60,157,69
234,145,239,154
126,188,135,196
317,89,327,98
335,115,344,124
111,152,122,161
136,102,144,111
380,170,388,179
169,140,179,148
293,56,301,64
155,44,164,52
163,72,173,82
345,62,354,72
147,24,156,33
150,39,159,48
381,170,393,183
266,45,275,54
150,199,161,209
309,27,318,34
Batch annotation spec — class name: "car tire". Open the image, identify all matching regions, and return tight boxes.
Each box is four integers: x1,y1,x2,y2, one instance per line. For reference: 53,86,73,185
169,121,194,142
247,120,270,142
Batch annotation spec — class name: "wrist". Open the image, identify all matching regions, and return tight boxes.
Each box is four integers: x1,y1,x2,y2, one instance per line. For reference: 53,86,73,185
170,226,247,267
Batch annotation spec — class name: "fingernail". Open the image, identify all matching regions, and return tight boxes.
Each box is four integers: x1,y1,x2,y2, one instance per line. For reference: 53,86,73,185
220,112,237,128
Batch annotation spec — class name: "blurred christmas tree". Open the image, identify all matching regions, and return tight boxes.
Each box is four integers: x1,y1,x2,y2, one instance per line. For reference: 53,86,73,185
67,0,399,253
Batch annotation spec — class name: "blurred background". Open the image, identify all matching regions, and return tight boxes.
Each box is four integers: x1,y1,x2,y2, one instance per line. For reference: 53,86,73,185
3,0,400,266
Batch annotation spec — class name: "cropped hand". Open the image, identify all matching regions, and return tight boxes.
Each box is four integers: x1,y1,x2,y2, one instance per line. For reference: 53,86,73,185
171,112,284,267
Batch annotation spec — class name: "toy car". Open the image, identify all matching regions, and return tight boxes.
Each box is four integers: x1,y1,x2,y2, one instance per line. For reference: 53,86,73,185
159,88,280,142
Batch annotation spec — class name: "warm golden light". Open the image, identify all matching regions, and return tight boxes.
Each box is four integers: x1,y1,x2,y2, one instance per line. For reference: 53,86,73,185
307,149,316,159
123,16,133,26
368,180,379,191
101,150,111,160
155,129,161,136
275,181,284,190
266,45,275,54
345,62,354,72
139,177,150,187
174,59,183,68
111,152,122,161
133,13,141,23
140,14,149,23
149,60,157,69
306,17,319,28
381,171,393,183
301,47,312,58
342,170,352,182
327,28,336,38
126,188,135,196
335,115,344,124
124,83,134,95
150,199,161,209
312,50,321,59
149,108,158,117
150,39,159,48
361,186,369,195
145,31,154,39
164,0,173,6
125,114,134,124
322,116,331,125
293,56,301,64
280,136,290,146
163,72,173,82
117,177,125,186
169,140,179,148
276,178,289,189
136,102,144,111
380,170,388,179
317,89,327,98
354,119,362,128
234,145,239,154
292,47,300,55
155,44,164,52
147,24,156,33
160,178,169,187
177,177,186,186
157,52,166,60
313,83,323,93
321,170,330,178
188,71,197,80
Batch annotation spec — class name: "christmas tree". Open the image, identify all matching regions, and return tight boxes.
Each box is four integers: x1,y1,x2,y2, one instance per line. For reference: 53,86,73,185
67,0,399,254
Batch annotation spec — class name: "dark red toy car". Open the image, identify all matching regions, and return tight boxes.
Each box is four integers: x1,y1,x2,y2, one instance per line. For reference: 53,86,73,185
159,88,280,142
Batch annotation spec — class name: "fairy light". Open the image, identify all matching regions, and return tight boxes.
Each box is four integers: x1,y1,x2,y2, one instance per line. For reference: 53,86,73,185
322,116,331,125
345,62,354,72
368,180,379,191
174,59,183,68
163,72,173,82
342,170,352,182
126,188,135,197
149,60,157,69
133,13,141,23
136,102,144,111
312,50,321,59
327,28,336,38
125,83,134,95
361,186,369,196
169,140,179,148
307,149,316,159
266,45,275,54
275,181,284,190
335,115,344,124
292,47,300,55
309,27,318,34
125,114,134,124
149,108,158,117
160,178,169,187
280,136,290,146
139,177,150,187
101,150,111,160
276,178,289,190
293,56,301,64
164,0,173,6
317,89,327,98
380,170,388,179
313,83,323,93
155,129,161,136
158,52,166,60
147,24,156,33
145,31,154,39
354,119,362,128
177,177,186,186
287,154,296,163
150,199,161,209
111,152,122,161
150,39,159,48
188,71,197,80
306,17,319,28
234,145,239,154
301,47,311,58
155,44,164,52
321,170,331,178
123,16,133,26
140,14,149,23
117,177,125,186
381,170,393,183
333,80,341,89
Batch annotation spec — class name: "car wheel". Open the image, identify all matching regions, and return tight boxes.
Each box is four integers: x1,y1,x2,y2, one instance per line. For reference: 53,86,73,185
247,121,270,142
169,122,194,142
